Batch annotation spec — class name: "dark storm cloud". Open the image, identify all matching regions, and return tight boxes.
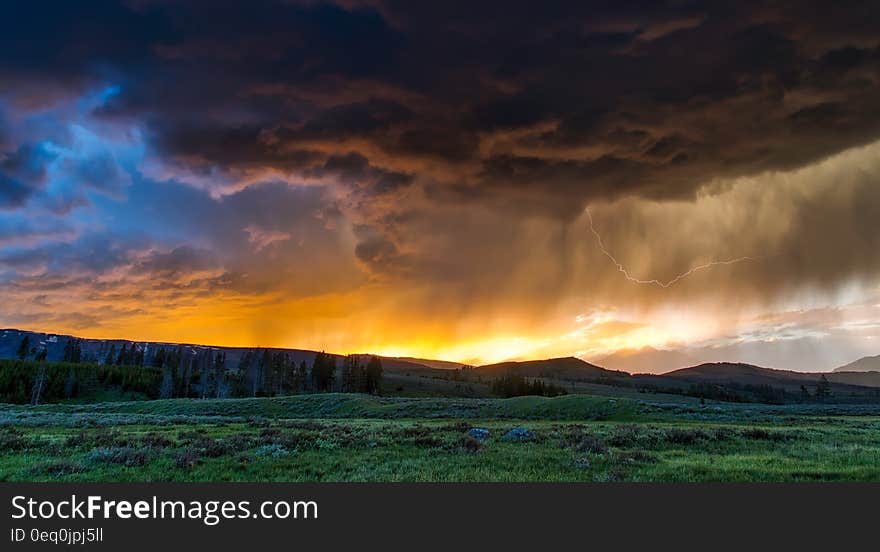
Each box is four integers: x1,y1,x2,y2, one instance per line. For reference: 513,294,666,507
2,0,880,287
306,152,414,195
353,229,399,266
0,144,55,209
17,3,880,203
301,99,413,136
129,245,219,280
0,0,172,99
3,0,880,363
0,231,229,312
113,3,880,206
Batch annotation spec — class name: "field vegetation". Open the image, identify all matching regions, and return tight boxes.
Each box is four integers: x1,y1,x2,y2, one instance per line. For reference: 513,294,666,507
3,393,880,482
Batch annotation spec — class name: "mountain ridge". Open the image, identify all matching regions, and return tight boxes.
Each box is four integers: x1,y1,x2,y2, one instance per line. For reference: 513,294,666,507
0,328,445,376
4,328,880,388
833,355,880,373
660,361,880,392
477,356,628,380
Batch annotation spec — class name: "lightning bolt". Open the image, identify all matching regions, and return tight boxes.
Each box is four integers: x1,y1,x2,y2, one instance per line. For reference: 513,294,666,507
584,206,762,288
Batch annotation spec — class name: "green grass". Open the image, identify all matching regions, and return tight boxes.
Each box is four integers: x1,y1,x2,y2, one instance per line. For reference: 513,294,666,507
10,393,641,421
3,393,880,482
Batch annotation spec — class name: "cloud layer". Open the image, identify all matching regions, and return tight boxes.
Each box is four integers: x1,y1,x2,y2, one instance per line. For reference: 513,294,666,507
1,1,879,368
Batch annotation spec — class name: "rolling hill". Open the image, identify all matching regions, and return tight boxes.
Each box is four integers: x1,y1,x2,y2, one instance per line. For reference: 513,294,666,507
477,357,629,380
391,356,468,371
661,362,880,395
662,362,815,384
828,371,880,387
833,355,880,373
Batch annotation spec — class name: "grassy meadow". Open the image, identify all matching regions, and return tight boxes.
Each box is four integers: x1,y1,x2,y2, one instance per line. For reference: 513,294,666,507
3,393,880,482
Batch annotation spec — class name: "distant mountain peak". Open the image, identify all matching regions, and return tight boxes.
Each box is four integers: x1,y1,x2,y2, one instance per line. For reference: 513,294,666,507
477,356,627,379
833,354,880,373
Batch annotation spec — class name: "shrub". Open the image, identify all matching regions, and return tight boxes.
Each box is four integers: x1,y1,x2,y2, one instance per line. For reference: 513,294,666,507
502,427,536,442
35,462,87,477
561,429,608,454
397,425,432,438
577,435,608,454
711,428,736,441
176,429,212,449
616,450,659,464
741,428,791,442
195,439,221,458
279,421,325,431
439,421,471,433
600,466,628,482
0,428,27,452
64,432,91,448
458,435,484,453
258,428,282,444
174,447,202,469
87,446,149,467
255,444,290,458
40,441,64,455
93,429,132,447
322,426,368,448
67,429,129,449
139,432,174,449
413,435,444,448
177,429,207,442
664,428,710,445
607,424,665,448
221,433,255,451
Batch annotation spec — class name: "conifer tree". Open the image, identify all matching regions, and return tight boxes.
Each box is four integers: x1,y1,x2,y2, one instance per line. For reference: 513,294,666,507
16,335,30,360
116,343,129,366
104,344,117,366
365,356,383,395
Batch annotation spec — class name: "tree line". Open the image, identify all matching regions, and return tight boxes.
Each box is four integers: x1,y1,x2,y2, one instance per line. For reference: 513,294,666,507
0,359,164,404
1,336,384,404
15,335,47,362
490,373,568,398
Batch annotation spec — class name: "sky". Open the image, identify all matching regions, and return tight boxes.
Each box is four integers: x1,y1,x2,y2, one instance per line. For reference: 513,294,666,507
1,1,879,371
